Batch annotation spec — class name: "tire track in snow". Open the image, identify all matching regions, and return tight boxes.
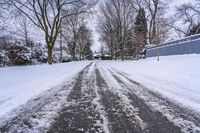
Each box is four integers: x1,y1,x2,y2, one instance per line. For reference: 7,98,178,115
95,67,145,133
107,69,181,133
92,64,110,133
48,63,106,133
109,67,200,132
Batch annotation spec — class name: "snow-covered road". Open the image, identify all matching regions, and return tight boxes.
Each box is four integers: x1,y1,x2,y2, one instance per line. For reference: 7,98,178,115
1,59,200,132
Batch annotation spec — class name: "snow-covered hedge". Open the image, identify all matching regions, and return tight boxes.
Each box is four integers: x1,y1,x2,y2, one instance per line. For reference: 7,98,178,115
8,41,33,65
0,39,48,66
0,38,72,67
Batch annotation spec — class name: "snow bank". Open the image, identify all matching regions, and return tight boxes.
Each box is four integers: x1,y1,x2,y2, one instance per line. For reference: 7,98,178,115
101,54,200,114
0,61,91,118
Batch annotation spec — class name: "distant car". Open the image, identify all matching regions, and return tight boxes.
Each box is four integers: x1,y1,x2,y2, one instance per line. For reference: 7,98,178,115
94,54,101,60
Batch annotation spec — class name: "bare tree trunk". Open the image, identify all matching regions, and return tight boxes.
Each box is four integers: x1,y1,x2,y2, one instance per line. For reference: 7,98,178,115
149,19,153,44
72,53,76,61
72,43,76,61
110,35,114,60
48,46,53,64
110,45,114,60
114,49,117,61
121,41,125,61
60,25,63,63
79,50,82,60
80,33,84,60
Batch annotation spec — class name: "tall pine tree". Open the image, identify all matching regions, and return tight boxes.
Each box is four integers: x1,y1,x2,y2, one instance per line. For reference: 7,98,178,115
133,8,148,56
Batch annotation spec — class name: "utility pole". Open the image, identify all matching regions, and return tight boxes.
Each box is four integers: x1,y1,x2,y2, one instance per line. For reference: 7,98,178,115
157,44,160,61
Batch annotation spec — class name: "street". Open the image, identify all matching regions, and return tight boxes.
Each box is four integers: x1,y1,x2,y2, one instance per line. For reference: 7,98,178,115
0,62,200,133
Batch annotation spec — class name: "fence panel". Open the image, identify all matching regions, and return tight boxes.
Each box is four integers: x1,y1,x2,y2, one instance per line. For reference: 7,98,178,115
146,38,200,57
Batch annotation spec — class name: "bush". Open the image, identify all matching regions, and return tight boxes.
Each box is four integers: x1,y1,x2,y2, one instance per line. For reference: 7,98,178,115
0,38,49,66
8,41,33,65
0,37,72,66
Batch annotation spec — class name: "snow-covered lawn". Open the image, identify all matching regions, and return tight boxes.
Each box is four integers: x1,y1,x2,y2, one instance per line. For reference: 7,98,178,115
101,54,200,114
0,61,92,118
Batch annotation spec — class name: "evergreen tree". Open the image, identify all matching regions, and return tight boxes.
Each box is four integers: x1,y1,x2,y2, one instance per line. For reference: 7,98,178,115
133,8,148,56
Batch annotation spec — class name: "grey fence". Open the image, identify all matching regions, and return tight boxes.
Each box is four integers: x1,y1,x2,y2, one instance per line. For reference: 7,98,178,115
146,34,200,57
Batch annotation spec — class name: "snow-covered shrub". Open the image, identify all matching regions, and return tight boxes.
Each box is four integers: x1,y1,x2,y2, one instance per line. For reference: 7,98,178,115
6,40,48,65
62,56,72,62
52,52,60,63
0,36,71,66
32,44,48,64
8,41,33,65
0,36,50,66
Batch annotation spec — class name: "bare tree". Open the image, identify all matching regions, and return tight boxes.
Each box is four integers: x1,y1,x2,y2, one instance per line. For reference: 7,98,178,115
97,3,115,59
144,0,158,44
166,18,187,38
61,10,92,61
143,0,169,44
62,11,82,61
98,0,136,60
2,0,97,64
175,2,200,37
17,16,30,46
140,0,170,61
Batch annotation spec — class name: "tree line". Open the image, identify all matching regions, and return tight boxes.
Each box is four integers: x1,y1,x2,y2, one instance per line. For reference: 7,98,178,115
0,0,96,65
0,0,200,65
97,0,200,60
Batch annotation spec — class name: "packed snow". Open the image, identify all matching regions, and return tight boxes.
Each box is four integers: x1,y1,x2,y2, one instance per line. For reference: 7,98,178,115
101,54,200,114
0,61,92,118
